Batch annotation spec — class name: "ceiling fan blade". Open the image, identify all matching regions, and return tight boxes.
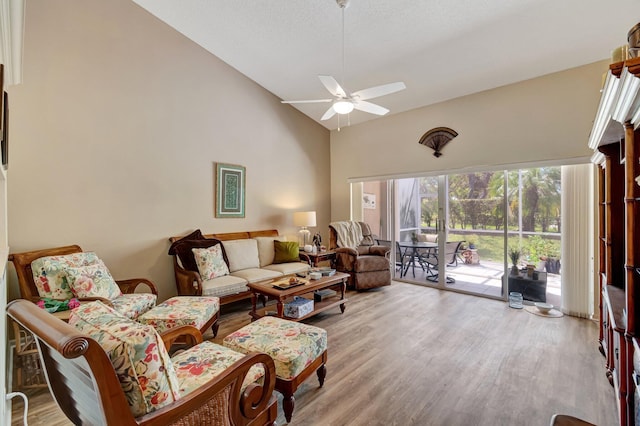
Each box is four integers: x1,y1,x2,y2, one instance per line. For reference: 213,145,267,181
281,99,333,104
352,82,406,101
321,106,337,121
318,75,347,98
354,100,389,116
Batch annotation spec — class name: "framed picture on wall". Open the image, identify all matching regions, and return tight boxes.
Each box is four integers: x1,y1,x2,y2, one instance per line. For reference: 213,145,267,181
363,193,376,209
215,163,246,218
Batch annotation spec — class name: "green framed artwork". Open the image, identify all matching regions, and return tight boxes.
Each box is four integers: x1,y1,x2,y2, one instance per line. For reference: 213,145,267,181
215,163,246,218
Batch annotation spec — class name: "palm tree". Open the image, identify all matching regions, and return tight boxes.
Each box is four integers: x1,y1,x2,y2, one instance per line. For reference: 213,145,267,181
519,168,560,232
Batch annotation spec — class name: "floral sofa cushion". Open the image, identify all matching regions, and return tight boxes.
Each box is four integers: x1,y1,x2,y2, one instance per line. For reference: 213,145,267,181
31,252,100,299
65,259,122,299
111,293,157,320
172,341,264,395
223,316,327,380
137,296,220,334
69,301,180,417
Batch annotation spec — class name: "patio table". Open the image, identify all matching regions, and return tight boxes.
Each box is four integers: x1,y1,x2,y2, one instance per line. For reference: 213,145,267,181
397,241,437,278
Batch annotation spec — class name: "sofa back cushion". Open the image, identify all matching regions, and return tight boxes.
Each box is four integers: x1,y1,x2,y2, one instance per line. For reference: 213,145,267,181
69,301,180,417
222,239,260,272
254,236,286,267
31,252,101,299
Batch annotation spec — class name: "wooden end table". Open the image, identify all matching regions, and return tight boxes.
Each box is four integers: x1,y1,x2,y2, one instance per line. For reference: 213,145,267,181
300,249,336,267
248,272,348,321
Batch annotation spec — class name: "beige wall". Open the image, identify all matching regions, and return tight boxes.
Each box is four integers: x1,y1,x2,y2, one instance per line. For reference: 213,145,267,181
6,0,330,300
330,61,607,221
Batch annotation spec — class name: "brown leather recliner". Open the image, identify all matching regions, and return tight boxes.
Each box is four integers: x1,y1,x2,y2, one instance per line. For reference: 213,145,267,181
329,221,391,290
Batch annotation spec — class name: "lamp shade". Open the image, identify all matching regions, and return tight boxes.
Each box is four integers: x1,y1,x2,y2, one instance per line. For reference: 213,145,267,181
293,211,317,227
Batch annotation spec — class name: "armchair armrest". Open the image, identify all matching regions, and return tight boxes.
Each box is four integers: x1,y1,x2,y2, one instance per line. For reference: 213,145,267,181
334,247,358,257
116,278,158,295
137,352,277,426
159,325,203,350
171,256,204,296
368,245,390,257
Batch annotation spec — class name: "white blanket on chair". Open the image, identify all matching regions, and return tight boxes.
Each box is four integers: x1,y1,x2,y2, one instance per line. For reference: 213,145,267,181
331,221,363,249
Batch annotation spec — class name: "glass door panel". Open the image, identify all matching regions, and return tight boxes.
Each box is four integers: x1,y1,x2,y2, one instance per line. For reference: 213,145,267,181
352,165,561,305
445,171,506,297
505,167,562,307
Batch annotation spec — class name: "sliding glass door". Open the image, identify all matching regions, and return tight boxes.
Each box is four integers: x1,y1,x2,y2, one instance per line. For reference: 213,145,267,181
354,166,562,304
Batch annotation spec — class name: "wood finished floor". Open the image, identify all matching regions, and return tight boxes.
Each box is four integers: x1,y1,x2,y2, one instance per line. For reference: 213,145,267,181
11,282,617,426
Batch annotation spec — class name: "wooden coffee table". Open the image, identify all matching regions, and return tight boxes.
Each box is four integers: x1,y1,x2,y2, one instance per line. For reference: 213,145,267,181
248,272,349,321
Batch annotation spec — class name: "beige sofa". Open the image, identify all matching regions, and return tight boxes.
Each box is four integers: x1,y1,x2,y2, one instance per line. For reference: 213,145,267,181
169,229,311,305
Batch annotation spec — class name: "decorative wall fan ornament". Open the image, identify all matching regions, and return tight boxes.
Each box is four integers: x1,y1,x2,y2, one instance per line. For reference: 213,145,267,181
418,127,458,157
281,0,406,124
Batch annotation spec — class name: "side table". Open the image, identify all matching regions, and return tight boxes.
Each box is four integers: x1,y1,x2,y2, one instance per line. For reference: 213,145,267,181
301,250,336,267
507,271,548,302
12,319,47,389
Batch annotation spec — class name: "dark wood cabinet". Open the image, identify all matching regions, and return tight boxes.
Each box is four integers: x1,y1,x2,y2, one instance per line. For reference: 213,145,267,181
590,57,640,426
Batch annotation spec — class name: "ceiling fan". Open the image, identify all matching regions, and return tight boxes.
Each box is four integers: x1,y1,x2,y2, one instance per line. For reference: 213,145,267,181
281,0,406,122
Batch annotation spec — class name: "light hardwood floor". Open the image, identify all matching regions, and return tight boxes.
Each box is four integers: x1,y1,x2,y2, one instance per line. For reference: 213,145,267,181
11,282,617,426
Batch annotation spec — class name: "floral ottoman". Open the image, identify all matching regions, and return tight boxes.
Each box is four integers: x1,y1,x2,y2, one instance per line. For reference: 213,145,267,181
137,296,220,338
223,316,327,422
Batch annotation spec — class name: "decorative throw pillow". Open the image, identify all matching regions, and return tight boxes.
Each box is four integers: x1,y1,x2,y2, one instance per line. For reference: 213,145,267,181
192,245,230,280
65,259,122,300
173,239,228,272
167,229,204,255
31,252,101,299
69,301,180,417
273,241,300,264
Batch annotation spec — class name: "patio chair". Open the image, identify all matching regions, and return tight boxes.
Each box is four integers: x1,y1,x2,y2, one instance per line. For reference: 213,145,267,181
419,241,462,283
445,241,466,267
375,239,412,276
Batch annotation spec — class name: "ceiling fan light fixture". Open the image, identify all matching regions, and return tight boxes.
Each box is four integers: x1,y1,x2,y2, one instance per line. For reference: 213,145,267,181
333,100,354,114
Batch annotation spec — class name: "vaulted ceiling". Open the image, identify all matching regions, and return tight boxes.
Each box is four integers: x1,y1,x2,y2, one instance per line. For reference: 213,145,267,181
133,0,639,130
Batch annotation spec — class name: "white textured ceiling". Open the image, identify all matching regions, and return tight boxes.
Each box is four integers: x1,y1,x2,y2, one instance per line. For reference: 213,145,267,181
132,0,639,130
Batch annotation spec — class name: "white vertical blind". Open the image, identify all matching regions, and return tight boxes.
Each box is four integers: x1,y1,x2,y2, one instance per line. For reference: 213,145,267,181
560,163,595,318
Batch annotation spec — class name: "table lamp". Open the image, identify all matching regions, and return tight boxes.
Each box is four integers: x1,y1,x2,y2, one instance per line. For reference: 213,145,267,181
293,211,316,247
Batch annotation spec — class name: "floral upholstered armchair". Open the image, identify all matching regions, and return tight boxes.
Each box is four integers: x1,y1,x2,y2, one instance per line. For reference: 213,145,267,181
329,221,391,290
7,299,278,426
9,245,158,320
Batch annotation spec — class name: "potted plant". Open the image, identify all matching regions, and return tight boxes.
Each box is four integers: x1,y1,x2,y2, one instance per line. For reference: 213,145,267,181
508,247,521,275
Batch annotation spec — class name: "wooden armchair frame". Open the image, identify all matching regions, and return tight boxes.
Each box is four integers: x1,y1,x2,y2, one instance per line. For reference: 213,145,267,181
9,245,158,304
7,300,277,426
